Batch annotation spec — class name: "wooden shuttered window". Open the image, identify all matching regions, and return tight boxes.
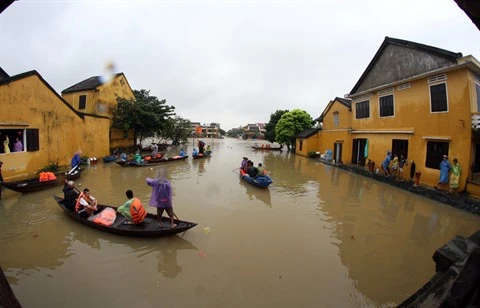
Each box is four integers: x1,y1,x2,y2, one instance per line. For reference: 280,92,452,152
26,129,39,151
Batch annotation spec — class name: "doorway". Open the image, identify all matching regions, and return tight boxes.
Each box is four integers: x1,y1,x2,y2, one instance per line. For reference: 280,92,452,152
351,138,367,166
334,142,343,163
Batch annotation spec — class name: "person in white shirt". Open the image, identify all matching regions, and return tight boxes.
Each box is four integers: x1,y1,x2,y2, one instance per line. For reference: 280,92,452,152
75,188,98,218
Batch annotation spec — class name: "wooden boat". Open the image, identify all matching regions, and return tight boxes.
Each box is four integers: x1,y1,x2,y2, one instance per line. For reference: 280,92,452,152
0,266,22,308
54,196,197,237
192,153,212,160
102,155,118,163
239,169,273,188
116,156,189,167
1,170,82,194
251,146,283,151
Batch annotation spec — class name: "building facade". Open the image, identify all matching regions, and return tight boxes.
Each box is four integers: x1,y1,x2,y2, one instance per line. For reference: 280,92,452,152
61,73,135,150
0,68,110,179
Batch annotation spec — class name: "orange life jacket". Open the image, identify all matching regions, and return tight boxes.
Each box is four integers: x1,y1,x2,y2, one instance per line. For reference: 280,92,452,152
130,197,146,224
75,192,85,212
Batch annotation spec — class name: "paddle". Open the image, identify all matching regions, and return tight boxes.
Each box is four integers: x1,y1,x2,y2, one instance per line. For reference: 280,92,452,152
66,160,84,175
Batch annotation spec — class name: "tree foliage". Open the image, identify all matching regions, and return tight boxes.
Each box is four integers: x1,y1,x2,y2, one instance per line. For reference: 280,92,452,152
164,116,192,145
275,109,314,148
265,109,289,143
112,89,175,147
226,127,244,138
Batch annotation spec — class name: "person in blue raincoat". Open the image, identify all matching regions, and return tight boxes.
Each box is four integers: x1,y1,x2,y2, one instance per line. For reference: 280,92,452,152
381,150,392,177
192,148,199,158
435,154,451,190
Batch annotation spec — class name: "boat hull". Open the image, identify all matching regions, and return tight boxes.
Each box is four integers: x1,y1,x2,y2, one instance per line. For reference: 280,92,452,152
54,196,197,237
2,171,82,193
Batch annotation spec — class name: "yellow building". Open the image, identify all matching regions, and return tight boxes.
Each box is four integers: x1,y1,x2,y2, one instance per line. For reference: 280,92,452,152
61,73,135,150
345,37,480,194
316,97,352,164
0,68,110,179
294,129,320,157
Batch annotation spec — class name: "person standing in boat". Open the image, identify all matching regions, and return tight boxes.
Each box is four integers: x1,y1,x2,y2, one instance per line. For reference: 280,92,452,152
63,180,80,212
146,169,177,228
117,190,147,224
198,140,205,154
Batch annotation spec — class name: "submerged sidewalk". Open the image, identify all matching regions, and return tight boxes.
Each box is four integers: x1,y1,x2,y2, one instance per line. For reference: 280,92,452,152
318,159,480,216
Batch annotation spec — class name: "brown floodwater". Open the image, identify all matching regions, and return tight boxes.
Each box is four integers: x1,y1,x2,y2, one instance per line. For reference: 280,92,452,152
1,138,479,307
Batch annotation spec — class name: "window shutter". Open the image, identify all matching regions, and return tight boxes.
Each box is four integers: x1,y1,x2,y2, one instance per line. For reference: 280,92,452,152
26,129,39,151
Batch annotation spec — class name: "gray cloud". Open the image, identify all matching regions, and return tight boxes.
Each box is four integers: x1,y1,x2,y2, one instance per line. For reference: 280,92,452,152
1,0,479,130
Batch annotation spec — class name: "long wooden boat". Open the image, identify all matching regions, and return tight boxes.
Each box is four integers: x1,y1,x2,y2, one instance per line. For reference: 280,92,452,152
251,146,283,151
54,196,197,237
102,155,118,163
116,156,188,167
239,169,273,188
1,170,82,194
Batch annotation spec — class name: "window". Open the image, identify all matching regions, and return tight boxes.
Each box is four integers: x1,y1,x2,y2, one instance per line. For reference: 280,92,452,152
299,141,303,151
355,101,369,119
430,83,448,112
78,95,86,110
426,141,449,169
333,112,339,127
379,94,394,117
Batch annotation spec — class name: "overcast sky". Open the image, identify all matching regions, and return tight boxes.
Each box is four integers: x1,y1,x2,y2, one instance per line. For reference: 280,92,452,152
1,0,479,130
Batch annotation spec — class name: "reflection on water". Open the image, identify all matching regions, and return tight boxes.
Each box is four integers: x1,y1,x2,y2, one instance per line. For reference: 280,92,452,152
238,177,272,207
1,138,479,307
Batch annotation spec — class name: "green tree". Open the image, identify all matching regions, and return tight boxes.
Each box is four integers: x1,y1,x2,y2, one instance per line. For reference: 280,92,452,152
219,128,226,136
265,109,289,143
275,109,314,151
226,127,244,138
113,89,175,148
164,116,192,145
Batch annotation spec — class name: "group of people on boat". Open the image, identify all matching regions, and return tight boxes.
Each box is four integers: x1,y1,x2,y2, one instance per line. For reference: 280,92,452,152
192,141,212,158
240,157,266,178
254,143,271,149
62,168,177,228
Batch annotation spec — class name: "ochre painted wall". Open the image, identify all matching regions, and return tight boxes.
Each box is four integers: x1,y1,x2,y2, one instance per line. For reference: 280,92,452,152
351,68,472,190
62,91,96,113
295,133,320,157
320,100,352,164
0,74,110,179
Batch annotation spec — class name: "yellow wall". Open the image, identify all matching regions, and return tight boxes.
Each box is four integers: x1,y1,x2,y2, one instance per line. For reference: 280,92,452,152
296,133,320,157
62,74,135,150
351,68,472,190
0,74,110,179
62,74,134,117
320,100,352,164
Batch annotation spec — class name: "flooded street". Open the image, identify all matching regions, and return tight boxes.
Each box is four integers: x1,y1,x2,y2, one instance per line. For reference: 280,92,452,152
1,138,479,307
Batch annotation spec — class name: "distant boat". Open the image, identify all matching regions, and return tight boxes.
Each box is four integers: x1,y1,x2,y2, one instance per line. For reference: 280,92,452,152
252,145,283,151
116,156,188,167
2,170,82,194
102,155,118,163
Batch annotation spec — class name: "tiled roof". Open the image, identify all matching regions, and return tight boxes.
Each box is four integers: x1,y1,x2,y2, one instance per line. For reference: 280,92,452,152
62,73,124,94
294,129,318,138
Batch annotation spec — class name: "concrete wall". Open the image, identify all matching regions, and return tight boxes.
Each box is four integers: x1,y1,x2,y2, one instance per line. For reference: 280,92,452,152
0,74,110,179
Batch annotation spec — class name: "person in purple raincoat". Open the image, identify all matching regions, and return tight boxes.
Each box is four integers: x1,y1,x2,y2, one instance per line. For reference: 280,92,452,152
146,169,176,228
